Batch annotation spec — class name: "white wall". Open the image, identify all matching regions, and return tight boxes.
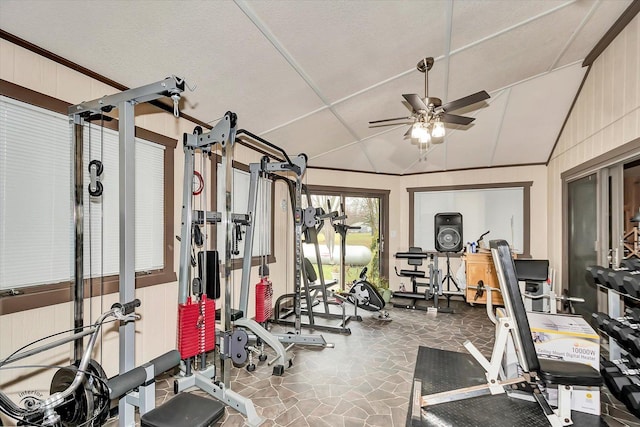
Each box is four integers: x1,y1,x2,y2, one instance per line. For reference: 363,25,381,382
547,14,640,284
305,164,548,290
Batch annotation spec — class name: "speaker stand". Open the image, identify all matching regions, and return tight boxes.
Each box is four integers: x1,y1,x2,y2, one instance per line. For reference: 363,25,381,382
439,252,460,313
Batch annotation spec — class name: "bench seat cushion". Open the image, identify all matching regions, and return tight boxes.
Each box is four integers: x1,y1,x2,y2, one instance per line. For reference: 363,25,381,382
141,392,225,427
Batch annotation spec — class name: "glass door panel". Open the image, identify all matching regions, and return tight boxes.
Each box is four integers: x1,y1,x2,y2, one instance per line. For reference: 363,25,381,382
568,174,598,323
345,196,381,285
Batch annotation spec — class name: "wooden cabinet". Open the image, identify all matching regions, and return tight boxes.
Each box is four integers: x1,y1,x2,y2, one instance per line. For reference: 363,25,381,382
464,252,504,306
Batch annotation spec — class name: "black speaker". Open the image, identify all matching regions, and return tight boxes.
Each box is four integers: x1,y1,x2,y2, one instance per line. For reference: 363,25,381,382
435,213,463,253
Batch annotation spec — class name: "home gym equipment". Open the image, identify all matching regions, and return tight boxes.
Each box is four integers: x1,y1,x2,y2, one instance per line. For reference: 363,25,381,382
272,197,359,335
412,240,602,427
392,248,444,311
341,266,390,320
0,299,142,427
515,259,584,314
68,77,187,427
173,118,272,426
236,131,332,348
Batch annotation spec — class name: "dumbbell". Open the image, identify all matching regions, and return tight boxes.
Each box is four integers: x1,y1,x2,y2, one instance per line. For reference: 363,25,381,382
623,273,640,298
596,267,613,289
620,384,640,417
585,265,602,287
601,359,640,398
607,269,631,293
592,312,612,330
621,258,640,271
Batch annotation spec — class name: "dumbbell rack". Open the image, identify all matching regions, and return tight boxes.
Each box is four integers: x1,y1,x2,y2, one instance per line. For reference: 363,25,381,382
588,263,640,417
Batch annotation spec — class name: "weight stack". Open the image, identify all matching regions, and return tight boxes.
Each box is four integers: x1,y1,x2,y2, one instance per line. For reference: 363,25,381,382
199,295,215,354
177,296,215,359
255,277,273,323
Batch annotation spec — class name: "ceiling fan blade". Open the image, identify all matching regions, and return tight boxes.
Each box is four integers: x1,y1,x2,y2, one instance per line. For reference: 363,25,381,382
441,90,490,112
402,94,427,112
369,122,414,128
404,126,413,137
369,116,413,124
440,113,475,126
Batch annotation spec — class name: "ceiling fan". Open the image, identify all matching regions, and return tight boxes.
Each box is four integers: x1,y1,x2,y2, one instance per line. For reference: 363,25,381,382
369,57,490,145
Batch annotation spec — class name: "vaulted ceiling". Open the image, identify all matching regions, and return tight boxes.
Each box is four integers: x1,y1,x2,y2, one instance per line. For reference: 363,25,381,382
0,0,633,174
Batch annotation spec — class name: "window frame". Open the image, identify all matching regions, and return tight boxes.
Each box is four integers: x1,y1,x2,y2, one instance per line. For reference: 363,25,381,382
407,181,532,258
0,79,177,314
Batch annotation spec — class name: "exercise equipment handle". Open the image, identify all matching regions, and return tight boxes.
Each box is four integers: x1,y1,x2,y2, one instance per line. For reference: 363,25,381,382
236,129,293,167
111,299,141,315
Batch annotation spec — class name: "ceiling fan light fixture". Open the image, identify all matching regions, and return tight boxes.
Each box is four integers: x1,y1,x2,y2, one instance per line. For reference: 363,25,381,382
411,122,429,141
418,129,431,145
432,119,446,138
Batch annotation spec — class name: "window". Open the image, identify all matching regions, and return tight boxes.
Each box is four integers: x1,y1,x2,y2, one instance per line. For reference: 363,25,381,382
408,182,531,256
214,160,275,268
0,82,176,314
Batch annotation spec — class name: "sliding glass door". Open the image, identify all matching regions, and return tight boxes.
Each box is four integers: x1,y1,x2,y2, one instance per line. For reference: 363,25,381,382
304,187,388,290
567,174,598,321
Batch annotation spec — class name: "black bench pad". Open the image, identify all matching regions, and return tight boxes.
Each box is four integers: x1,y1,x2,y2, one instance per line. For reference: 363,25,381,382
538,358,603,387
141,392,225,427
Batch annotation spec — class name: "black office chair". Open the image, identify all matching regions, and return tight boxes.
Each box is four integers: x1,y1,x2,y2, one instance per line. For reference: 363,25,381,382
413,239,602,427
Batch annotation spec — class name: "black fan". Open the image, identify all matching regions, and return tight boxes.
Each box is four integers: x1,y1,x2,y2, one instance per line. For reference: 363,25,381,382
369,57,490,141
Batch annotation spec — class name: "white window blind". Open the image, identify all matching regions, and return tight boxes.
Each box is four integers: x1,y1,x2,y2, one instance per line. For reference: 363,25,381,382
413,187,525,253
216,166,272,258
0,96,165,290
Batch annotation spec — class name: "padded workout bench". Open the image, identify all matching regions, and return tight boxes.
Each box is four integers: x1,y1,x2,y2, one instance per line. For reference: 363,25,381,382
107,349,225,427
141,393,225,427
412,240,602,426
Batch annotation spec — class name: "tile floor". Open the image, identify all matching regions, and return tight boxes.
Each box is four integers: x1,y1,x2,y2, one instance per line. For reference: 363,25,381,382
114,300,639,426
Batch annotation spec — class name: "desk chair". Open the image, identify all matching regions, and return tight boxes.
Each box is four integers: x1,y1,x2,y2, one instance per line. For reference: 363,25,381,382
413,239,602,426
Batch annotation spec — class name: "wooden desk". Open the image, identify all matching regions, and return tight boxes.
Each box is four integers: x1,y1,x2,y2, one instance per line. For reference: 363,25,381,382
464,252,504,306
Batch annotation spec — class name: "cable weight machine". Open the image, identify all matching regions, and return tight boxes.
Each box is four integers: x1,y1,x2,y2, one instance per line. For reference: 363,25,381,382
173,115,264,426
237,130,333,347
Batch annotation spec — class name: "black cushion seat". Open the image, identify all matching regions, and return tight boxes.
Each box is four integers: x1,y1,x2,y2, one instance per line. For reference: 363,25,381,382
141,392,225,427
399,269,426,278
538,358,603,387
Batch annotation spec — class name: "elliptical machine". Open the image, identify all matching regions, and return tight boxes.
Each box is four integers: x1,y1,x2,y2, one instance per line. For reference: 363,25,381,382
341,267,391,321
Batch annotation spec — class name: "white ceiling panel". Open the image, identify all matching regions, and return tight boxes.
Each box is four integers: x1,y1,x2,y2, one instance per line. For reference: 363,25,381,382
447,3,596,101
451,0,570,51
492,63,587,166
262,109,356,160
246,0,449,103
310,143,374,172
0,0,633,175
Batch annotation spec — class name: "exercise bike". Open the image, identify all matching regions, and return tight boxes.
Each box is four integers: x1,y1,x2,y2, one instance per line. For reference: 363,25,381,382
0,300,140,427
338,267,391,321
